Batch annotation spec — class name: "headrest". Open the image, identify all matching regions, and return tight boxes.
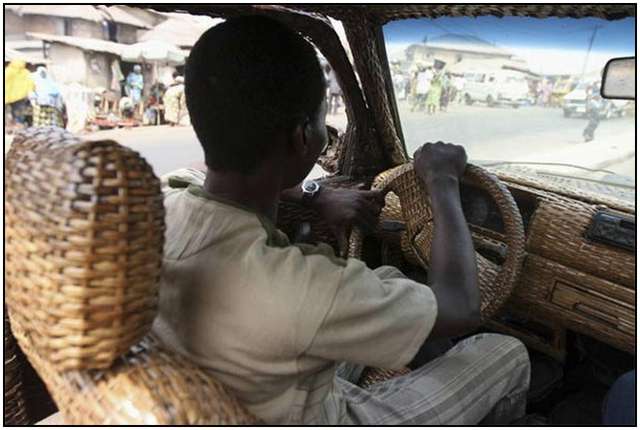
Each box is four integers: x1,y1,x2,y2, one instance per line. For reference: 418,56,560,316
5,127,165,371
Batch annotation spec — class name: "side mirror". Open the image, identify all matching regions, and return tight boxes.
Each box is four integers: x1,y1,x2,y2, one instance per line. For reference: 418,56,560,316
601,57,635,100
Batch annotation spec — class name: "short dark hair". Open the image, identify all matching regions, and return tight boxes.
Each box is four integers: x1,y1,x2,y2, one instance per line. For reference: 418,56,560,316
185,16,326,173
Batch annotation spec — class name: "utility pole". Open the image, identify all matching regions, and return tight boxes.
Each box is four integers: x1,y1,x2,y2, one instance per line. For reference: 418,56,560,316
580,24,603,81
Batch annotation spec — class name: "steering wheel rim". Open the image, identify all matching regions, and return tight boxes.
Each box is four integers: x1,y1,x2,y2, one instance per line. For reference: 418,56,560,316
348,162,526,319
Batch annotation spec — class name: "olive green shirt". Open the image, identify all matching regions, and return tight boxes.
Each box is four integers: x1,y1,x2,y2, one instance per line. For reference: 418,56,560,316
152,169,438,424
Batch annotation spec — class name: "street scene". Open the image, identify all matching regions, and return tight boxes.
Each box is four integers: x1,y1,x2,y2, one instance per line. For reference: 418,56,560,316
4,6,635,195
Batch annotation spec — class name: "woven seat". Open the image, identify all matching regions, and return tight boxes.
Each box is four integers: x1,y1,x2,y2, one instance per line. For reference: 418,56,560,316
5,127,258,424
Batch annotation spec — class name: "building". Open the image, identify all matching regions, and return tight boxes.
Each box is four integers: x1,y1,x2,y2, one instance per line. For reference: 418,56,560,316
5,5,149,44
403,34,525,72
97,5,152,44
26,33,126,89
138,12,222,49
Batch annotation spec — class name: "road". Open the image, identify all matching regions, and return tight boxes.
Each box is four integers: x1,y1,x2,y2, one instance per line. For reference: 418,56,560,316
79,103,634,182
395,101,635,166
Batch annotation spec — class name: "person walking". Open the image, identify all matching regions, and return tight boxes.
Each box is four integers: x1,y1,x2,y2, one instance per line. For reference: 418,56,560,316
426,69,443,115
453,74,465,104
5,59,35,128
29,66,67,128
583,84,602,142
163,75,186,126
412,67,432,112
440,72,451,112
125,64,144,118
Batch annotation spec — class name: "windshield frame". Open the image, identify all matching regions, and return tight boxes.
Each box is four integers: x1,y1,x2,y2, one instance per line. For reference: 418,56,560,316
374,25,409,159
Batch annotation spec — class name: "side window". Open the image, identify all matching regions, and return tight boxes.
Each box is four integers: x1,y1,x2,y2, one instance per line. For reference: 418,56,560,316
313,49,349,179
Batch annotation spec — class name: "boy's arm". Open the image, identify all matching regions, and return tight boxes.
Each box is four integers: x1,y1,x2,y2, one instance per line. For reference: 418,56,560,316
413,142,480,339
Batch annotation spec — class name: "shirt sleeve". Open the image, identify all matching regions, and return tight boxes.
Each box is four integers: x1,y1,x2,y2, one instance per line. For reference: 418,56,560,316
303,260,438,370
160,168,206,194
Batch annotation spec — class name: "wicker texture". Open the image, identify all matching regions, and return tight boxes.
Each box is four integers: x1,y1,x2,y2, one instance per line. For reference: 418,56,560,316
344,18,407,168
277,201,339,249
292,4,635,24
11,328,258,425
5,136,164,371
510,255,634,353
357,366,411,389
5,128,261,424
350,163,526,319
526,199,635,288
4,309,29,426
143,5,636,25
493,169,635,215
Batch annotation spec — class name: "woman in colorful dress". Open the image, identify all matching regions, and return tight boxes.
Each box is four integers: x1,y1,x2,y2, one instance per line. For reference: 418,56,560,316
30,67,67,128
4,59,35,127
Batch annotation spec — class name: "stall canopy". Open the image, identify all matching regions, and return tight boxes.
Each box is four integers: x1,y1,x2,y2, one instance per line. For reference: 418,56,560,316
120,40,186,65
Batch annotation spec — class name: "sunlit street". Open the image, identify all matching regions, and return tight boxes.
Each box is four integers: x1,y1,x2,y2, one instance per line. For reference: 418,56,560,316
77,103,634,184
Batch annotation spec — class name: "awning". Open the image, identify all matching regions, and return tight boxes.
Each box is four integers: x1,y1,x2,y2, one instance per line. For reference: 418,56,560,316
120,40,186,65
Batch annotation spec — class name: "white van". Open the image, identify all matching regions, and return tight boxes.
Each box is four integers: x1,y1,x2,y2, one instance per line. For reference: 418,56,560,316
462,71,530,108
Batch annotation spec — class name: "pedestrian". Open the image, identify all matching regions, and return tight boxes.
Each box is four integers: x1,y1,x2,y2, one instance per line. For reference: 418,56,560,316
393,73,407,100
4,59,35,128
326,66,342,115
426,69,443,115
412,66,432,112
143,81,166,125
583,84,602,142
440,72,451,112
29,66,67,128
103,59,123,113
125,64,144,118
163,75,186,126
541,79,552,107
454,74,465,103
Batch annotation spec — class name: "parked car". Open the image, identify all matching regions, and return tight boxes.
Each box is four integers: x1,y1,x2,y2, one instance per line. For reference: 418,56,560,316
463,70,530,108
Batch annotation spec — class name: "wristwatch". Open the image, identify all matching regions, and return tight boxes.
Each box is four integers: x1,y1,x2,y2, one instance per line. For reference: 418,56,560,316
301,180,321,204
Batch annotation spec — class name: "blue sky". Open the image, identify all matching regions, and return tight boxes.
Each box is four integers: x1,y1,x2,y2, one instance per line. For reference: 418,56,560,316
384,16,636,54
382,16,635,75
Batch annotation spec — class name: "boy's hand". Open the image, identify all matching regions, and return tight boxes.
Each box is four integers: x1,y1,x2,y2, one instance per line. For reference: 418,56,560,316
413,142,467,187
311,187,385,248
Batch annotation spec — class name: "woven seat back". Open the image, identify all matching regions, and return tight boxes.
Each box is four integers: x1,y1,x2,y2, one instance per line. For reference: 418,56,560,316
5,128,165,371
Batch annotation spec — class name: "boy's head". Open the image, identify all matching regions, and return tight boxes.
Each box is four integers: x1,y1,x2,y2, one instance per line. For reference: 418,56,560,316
186,16,328,185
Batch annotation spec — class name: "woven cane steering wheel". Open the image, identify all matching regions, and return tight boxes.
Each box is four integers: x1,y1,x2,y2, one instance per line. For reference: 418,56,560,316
348,163,526,319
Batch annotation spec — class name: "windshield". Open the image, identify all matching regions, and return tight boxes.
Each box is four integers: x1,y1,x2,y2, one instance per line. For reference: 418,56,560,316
383,16,636,200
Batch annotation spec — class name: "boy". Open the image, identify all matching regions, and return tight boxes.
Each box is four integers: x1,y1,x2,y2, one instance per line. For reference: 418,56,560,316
153,16,529,425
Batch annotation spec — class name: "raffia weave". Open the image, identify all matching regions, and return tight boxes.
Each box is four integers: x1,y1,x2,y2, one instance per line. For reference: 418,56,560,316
350,163,526,319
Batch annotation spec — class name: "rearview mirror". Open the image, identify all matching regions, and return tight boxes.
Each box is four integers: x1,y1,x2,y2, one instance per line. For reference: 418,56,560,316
601,57,635,100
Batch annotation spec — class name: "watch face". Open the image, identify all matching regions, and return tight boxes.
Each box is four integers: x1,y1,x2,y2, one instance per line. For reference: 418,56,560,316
302,180,320,194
